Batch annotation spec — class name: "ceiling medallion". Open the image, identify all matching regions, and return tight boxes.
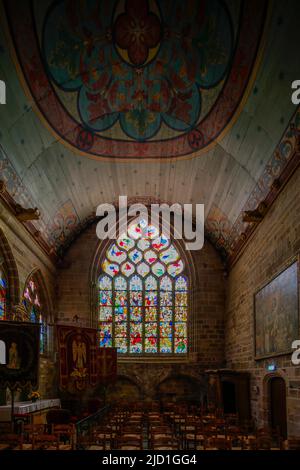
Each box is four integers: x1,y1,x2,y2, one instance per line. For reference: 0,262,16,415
5,0,267,159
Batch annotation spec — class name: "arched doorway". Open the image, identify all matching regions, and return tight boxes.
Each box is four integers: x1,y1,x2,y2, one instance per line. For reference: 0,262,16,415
269,377,287,438
222,381,237,414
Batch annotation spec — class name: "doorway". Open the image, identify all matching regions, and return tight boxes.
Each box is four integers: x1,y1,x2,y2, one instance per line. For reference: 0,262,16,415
222,380,237,414
269,377,287,438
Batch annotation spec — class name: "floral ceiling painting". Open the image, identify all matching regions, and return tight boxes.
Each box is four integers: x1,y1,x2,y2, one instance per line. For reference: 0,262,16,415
4,0,267,160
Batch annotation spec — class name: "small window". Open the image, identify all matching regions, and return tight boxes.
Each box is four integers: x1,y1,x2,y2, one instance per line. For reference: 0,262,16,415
23,275,47,354
0,267,8,321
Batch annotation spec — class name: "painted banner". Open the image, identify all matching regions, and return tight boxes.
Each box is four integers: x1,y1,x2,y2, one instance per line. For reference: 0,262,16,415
97,348,117,385
56,325,117,391
56,325,98,392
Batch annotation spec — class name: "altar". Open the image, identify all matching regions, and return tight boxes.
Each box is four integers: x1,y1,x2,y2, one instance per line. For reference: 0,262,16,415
0,399,61,424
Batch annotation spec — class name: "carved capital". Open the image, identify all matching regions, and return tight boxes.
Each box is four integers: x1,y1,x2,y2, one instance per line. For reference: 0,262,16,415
242,201,267,223
15,204,40,222
0,180,6,194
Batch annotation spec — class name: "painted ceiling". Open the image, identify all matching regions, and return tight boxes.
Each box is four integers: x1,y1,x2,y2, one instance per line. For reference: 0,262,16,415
0,0,300,260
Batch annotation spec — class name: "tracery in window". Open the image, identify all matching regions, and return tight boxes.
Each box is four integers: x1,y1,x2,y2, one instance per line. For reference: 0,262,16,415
23,275,47,354
0,266,8,321
98,220,188,355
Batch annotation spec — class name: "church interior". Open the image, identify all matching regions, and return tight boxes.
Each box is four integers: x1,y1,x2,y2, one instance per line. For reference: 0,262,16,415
0,0,300,452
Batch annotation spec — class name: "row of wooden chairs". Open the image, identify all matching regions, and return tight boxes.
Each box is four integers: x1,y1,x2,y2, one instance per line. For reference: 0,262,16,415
0,423,75,451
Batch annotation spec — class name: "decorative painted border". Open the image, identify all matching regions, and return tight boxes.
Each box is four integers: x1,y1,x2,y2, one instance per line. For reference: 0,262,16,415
4,0,268,160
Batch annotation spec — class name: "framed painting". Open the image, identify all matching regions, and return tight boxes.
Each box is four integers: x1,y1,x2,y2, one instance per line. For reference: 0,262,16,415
254,260,299,359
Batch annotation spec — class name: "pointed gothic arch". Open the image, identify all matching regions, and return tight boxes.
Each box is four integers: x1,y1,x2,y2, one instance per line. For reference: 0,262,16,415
0,227,20,319
90,213,197,359
22,268,51,354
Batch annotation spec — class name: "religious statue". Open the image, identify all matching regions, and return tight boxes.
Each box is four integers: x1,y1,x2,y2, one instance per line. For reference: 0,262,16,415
72,335,86,370
7,342,20,369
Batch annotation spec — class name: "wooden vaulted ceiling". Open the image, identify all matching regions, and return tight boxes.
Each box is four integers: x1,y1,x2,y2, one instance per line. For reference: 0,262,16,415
0,0,300,263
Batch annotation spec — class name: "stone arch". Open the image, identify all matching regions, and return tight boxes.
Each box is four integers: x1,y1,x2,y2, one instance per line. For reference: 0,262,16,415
0,227,20,314
90,207,197,353
155,373,204,406
22,268,53,322
261,371,288,429
106,374,144,404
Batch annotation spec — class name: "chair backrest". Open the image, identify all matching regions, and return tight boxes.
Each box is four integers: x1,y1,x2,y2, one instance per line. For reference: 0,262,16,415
2,433,22,449
284,438,300,450
256,427,271,437
150,425,171,434
0,422,12,435
33,433,58,450
121,425,142,434
225,413,238,425
23,423,46,437
118,435,143,449
52,423,74,433
256,436,272,450
151,435,178,450
204,437,232,450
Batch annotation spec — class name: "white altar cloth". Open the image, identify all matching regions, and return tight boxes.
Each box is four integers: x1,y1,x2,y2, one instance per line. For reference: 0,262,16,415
0,398,61,421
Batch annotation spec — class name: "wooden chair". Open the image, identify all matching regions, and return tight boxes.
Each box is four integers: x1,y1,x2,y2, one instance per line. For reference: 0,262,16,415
151,435,178,450
240,419,255,434
185,424,205,450
283,438,300,450
149,425,171,433
242,436,258,450
256,427,271,437
225,426,244,449
88,431,109,450
0,433,22,450
180,420,199,449
33,433,59,450
256,436,273,450
122,425,142,434
204,436,232,450
118,435,143,450
93,425,116,448
54,427,74,450
224,413,238,426
150,429,174,448
21,424,46,450
0,422,12,434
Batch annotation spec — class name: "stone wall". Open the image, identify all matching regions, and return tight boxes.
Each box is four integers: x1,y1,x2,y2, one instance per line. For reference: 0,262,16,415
225,165,300,437
56,222,226,387
0,200,57,399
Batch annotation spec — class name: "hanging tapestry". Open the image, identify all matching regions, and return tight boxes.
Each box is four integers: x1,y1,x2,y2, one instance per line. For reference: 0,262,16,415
97,348,117,385
56,325,98,392
0,321,40,390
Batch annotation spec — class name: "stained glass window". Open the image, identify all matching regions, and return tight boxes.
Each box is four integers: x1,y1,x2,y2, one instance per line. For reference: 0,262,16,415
23,276,47,354
98,219,188,355
0,266,8,321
